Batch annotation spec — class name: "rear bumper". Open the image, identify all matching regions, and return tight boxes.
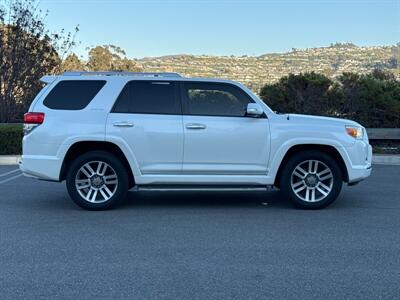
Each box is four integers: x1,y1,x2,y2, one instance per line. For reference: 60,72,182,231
19,155,62,181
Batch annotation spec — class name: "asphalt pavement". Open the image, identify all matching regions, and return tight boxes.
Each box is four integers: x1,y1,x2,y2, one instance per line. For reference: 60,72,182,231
0,164,399,299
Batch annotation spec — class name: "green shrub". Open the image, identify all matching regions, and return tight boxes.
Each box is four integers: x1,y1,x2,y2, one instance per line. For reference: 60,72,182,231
260,70,400,128
0,124,23,155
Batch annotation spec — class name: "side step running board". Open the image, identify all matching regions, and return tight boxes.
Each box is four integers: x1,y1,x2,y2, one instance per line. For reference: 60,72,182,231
132,185,275,192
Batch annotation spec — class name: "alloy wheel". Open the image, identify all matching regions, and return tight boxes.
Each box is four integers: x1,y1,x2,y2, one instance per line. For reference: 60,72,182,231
290,160,334,202
75,161,118,203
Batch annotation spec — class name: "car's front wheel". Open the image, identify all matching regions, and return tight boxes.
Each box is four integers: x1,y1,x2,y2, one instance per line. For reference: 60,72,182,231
280,151,343,209
66,151,129,210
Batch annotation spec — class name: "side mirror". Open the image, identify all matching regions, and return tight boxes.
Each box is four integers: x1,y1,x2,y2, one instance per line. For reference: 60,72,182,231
246,103,264,118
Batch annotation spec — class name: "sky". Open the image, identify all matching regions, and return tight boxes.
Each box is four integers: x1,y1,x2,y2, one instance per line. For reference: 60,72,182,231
36,0,400,59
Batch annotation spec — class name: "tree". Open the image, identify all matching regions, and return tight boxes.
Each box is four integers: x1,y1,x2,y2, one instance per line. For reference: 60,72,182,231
87,45,142,72
61,53,85,72
0,0,77,122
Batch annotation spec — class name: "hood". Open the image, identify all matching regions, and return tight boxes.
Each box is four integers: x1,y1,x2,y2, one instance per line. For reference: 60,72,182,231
286,114,361,127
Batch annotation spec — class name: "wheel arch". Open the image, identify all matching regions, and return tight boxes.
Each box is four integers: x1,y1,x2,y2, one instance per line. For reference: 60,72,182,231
273,144,349,188
59,141,135,188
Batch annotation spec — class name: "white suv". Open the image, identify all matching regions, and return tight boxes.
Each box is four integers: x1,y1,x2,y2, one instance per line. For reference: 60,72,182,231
20,72,372,210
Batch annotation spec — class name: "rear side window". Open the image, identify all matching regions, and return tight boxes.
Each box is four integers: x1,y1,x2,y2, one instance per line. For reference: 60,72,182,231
43,80,106,110
112,81,180,115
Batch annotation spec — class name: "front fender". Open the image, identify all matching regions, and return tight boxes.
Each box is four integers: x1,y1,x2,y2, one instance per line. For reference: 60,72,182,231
267,138,352,181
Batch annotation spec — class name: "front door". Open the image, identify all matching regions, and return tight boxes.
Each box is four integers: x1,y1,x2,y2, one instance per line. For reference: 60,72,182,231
181,81,270,175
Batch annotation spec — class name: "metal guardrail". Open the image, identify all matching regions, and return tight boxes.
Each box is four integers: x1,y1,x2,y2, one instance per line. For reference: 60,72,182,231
366,128,400,140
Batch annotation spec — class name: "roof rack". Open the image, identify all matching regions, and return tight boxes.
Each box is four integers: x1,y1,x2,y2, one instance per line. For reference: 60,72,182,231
63,71,182,78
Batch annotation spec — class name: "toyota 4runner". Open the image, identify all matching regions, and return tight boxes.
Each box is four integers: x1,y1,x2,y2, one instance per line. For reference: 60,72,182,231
20,72,372,210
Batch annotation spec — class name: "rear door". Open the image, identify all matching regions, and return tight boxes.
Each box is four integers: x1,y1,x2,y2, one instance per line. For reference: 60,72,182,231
181,81,270,175
106,80,183,175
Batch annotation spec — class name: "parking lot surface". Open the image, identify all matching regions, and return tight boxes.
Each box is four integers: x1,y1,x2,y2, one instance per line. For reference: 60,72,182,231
0,165,399,299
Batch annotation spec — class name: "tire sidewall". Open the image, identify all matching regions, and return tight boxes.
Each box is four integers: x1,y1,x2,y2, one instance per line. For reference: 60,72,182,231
66,151,129,210
281,151,343,209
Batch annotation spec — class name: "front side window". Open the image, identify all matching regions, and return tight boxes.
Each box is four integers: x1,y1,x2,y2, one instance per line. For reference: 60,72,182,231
112,81,180,115
183,82,253,117
43,80,106,110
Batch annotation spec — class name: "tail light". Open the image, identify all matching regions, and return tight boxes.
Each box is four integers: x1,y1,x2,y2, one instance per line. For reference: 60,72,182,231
23,112,45,135
24,112,45,124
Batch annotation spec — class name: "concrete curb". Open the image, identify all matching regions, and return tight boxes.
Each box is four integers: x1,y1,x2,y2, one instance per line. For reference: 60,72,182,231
0,155,21,165
1,154,400,166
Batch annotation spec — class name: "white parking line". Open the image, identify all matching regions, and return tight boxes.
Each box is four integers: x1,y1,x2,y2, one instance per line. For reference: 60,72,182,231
0,173,23,185
0,168,20,178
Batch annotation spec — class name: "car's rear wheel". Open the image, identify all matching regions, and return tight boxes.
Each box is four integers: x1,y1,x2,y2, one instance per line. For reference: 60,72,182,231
66,151,128,210
280,151,343,209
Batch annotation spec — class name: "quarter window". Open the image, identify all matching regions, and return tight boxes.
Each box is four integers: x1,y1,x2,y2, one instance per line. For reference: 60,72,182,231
112,81,180,115
183,82,253,117
43,80,106,110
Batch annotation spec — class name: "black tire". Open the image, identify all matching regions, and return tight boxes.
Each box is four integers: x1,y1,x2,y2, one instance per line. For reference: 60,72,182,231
280,150,343,209
66,151,129,210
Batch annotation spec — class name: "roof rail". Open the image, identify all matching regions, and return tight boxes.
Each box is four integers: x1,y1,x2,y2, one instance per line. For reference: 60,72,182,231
63,71,182,78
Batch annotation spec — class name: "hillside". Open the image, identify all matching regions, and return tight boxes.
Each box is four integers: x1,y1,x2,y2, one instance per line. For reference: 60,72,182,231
139,43,399,91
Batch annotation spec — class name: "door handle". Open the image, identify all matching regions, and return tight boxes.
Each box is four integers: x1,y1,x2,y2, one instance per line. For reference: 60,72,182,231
185,123,206,130
113,121,134,128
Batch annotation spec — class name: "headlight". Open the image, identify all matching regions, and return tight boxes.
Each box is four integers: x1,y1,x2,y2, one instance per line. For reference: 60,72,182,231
345,125,363,139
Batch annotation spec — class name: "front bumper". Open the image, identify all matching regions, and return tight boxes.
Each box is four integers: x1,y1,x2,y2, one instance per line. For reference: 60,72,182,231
346,143,373,184
347,163,372,184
